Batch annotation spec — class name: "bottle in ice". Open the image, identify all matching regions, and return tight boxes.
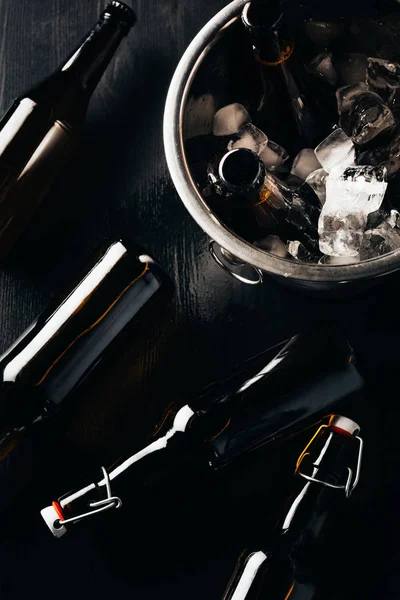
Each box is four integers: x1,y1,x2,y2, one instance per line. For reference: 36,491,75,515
0,1,136,258
40,327,363,538
208,147,321,250
241,0,324,151
0,238,173,462
221,415,363,600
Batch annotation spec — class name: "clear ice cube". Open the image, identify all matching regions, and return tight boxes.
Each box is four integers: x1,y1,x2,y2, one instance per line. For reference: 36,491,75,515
314,128,355,173
366,57,400,109
255,235,289,257
287,240,318,262
306,168,329,205
336,83,369,116
308,51,338,86
227,124,269,155
260,139,289,171
318,165,388,256
183,93,217,140
213,103,251,137
319,213,366,256
347,91,395,146
360,211,400,259
335,53,368,86
357,126,400,178
291,148,322,180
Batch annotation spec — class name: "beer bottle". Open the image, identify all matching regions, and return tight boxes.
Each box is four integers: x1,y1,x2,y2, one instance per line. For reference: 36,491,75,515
40,328,363,538
0,2,135,257
0,238,173,462
222,415,363,600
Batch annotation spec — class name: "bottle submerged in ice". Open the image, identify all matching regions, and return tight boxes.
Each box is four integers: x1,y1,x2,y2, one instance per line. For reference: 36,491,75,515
208,147,321,251
241,0,325,152
186,4,400,265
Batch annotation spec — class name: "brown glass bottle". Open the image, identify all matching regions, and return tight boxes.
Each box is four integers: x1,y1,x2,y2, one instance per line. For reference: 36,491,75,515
222,416,362,600
241,0,323,153
0,238,173,462
39,328,363,538
209,148,321,251
0,1,136,258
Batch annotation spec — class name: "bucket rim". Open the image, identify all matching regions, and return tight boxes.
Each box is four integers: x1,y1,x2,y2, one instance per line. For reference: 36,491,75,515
163,0,400,283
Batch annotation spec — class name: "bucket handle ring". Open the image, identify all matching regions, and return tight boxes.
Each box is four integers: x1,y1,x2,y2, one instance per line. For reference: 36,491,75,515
209,240,263,285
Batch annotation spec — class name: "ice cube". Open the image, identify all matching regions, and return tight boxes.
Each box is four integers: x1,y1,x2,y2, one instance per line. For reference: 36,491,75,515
314,128,355,173
255,235,289,257
305,168,328,205
334,53,368,86
336,83,369,116
366,57,400,109
183,93,217,140
318,254,360,264
318,165,388,256
360,212,400,259
347,91,395,146
291,149,322,180
227,124,268,155
308,52,338,86
319,212,366,256
357,126,400,178
366,207,390,229
387,209,400,228
259,139,289,171
287,240,318,262
213,103,251,137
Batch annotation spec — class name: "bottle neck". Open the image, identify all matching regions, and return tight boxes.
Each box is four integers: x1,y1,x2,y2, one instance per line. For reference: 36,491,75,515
273,425,358,557
221,422,360,600
242,1,291,66
40,330,363,538
60,16,127,96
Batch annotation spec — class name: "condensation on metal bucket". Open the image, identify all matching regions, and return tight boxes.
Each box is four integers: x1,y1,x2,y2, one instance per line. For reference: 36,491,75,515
164,0,400,293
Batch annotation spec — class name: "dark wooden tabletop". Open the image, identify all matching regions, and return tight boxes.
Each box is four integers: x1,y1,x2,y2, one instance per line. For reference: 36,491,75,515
0,1,397,598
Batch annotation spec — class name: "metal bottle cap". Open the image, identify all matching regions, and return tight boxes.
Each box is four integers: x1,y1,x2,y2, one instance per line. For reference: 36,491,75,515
102,1,136,31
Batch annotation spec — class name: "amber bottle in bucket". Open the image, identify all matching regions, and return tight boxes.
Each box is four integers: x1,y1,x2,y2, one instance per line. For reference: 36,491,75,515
241,0,324,151
0,1,135,258
0,238,173,463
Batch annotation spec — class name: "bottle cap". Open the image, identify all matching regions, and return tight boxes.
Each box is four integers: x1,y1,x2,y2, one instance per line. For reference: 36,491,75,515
330,415,360,437
102,1,137,31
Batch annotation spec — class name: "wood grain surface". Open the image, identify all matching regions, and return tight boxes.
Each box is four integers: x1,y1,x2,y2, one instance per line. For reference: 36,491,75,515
0,1,396,599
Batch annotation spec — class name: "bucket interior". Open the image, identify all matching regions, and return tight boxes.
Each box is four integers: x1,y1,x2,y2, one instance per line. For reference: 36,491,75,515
181,2,400,271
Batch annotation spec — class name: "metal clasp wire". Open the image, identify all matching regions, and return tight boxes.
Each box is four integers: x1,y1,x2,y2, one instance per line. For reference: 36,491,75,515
57,467,122,527
296,435,363,498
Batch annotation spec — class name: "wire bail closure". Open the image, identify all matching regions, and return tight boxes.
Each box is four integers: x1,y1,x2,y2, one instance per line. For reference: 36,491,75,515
296,435,363,498
57,467,122,528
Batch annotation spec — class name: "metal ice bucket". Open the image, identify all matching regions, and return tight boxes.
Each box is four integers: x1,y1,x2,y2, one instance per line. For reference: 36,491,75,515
163,0,400,293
